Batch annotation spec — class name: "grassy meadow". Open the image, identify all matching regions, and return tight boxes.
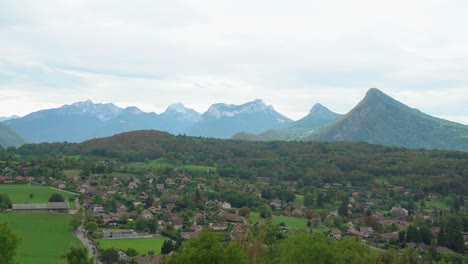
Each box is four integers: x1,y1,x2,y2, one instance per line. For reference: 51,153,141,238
0,184,77,208
97,237,166,256
249,212,309,230
0,212,80,264
129,159,216,172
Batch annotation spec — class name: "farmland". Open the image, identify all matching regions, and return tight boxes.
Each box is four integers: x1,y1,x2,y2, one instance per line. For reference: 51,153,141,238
97,237,166,256
249,212,309,230
0,184,77,208
0,212,81,264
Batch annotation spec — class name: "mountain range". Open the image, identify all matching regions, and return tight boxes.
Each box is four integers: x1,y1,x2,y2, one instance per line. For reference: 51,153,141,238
2,99,290,145
1,88,467,151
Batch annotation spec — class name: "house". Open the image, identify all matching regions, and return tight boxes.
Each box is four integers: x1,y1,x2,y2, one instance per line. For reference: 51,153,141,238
92,205,105,214
380,232,398,241
348,228,368,238
181,232,200,239
134,255,167,264
211,222,228,231
141,210,154,220
330,229,342,240
138,192,149,200
359,226,374,236
270,199,282,208
156,184,165,191
390,204,409,216
117,204,128,213
292,208,304,216
172,218,184,230
105,220,118,227
102,229,137,239
218,201,231,209
226,213,239,221
116,250,130,262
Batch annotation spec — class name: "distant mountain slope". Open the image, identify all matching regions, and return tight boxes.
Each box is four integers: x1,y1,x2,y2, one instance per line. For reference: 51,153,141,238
187,99,293,138
158,103,202,135
0,122,27,148
233,103,342,141
4,100,204,142
310,88,468,151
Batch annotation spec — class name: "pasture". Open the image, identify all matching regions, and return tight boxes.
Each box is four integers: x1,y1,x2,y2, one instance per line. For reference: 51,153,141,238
97,237,166,256
0,212,80,264
0,184,77,208
249,212,308,230
129,159,216,172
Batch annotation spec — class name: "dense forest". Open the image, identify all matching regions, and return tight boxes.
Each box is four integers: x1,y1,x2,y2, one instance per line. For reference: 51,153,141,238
11,130,467,196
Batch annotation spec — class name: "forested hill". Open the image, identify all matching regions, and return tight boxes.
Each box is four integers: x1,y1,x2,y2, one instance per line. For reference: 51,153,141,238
0,122,27,148
310,88,468,151
16,130,467,195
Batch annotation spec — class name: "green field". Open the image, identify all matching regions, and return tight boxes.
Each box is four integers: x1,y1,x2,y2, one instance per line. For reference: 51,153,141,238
98,237,166,256
249,212,308,230
425,200,451,210
0,184,77,208
0,212,81,264
128,159,216,172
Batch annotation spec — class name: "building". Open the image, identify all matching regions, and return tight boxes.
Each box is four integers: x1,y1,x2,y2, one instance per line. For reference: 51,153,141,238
102,229,137,239
12,202,69,213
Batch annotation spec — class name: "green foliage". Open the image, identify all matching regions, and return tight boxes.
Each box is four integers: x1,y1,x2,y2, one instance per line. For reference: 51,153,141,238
100,248,119,264
161,239,174,254
70,213,83,231
0,223,21,264
0,192,12,210
48,193,65,202
125,248,138,257
168,230,246,264
62,246,95,264
0,185,74,206
84,221,98,233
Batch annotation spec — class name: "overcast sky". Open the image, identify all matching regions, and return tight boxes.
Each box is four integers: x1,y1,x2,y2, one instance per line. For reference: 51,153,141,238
0,0,467,124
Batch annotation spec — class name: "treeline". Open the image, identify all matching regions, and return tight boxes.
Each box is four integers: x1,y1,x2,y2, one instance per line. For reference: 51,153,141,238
13,130,468,195
166,225,467,264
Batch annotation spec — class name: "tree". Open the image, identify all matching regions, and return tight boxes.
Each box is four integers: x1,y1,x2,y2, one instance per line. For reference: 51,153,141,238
258,204,272,219
0,192,12,210
238,206,251,217
168,230,246,264
49,193,65,202
0,223,21,264
62,246,95,264
338,199,348,217
29,193,34,199
161,239,174,254
70,213,83,231
135,219,148,232
100,248,119,264
304,192,314,207
125,248,138,257
444,215,464,253
84,221,98,233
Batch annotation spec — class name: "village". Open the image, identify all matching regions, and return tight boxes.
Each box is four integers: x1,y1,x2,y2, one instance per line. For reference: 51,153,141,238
2,160,466,263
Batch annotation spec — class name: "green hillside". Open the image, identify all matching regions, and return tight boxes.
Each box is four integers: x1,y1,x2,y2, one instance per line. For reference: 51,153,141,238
0,122,27,148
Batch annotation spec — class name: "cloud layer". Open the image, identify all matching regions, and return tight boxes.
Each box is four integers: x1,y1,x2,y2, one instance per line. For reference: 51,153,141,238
0,0,467,124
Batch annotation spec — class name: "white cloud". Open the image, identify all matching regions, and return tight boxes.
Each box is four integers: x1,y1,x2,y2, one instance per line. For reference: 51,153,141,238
0,0,467,124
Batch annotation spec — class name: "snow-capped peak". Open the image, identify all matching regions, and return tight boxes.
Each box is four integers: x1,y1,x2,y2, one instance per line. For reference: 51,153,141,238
58,100,122,120
205,99,276,119
162,103,202,122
